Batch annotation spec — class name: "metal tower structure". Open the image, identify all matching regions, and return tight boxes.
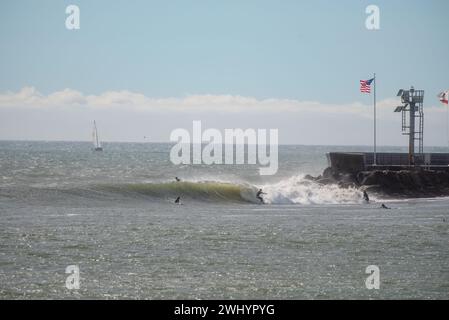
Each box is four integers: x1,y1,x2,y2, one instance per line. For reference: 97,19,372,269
394,87,424,166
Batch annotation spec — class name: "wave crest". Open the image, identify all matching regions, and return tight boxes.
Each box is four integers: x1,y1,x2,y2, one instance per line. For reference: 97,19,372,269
97,181,258,203
96,175,364,205
263,174,363,205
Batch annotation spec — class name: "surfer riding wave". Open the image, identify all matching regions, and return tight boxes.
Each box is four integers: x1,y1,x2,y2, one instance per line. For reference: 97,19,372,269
76,174,368,205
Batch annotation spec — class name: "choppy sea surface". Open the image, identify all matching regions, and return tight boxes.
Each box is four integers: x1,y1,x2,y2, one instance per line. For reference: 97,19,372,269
0,141,448,299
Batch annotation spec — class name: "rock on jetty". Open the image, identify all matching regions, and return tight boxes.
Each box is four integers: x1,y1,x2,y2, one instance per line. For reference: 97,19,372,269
307,167,449,198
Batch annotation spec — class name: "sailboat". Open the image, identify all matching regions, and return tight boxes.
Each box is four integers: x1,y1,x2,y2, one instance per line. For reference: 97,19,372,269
92,120,103,151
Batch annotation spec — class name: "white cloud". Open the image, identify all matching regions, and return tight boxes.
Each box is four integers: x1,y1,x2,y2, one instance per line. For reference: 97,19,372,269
1,86,433,116
1,87,448,145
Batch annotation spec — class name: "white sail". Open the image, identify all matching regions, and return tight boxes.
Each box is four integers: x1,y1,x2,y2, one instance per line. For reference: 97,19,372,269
92,126,96,147
92,121,102,150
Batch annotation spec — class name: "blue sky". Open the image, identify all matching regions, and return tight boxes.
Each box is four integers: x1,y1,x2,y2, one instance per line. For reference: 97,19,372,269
0,0,449,144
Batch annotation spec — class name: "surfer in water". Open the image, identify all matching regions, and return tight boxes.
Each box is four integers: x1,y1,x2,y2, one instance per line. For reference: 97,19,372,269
175,177,181,182
381,203,390,209
174,196,181,204
363,190,370,203
256,189,266,204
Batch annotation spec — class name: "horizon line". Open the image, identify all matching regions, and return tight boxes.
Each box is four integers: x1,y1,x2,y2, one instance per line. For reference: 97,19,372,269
1,138,449,149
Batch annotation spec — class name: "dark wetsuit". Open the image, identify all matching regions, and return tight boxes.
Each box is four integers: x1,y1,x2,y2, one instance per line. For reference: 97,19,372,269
174,196,180,204
363,191,370,203
256,190,266,204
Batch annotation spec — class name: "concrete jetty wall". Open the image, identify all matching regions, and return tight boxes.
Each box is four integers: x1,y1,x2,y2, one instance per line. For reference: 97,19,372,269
318,152,449,197
327,152,449,173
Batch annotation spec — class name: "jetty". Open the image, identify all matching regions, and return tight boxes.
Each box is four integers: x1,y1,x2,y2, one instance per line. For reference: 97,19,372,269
314,87,449,198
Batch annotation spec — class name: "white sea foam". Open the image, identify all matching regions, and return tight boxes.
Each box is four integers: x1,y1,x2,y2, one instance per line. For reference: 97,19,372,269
262,174,364,205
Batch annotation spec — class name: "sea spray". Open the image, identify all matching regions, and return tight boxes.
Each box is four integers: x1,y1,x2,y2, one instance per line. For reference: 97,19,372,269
262,174,364,205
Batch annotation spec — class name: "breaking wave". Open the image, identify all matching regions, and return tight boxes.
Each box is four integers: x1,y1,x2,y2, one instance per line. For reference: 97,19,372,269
4,174,366,205
96,174,364,205
97,181,259,203
262,174,364,205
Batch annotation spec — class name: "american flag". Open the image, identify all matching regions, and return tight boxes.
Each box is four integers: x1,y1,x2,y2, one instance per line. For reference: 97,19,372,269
438,90,448,105
360,78,374,93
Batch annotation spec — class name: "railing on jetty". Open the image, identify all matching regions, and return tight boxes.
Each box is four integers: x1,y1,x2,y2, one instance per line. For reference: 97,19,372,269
327,152,449,173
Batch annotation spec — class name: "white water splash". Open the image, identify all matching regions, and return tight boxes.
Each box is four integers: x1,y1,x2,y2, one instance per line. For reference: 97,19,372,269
262,174,364,205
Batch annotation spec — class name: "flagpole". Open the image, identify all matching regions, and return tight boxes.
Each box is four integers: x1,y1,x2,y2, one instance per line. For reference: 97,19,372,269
373,73,377,166
446,105,449,149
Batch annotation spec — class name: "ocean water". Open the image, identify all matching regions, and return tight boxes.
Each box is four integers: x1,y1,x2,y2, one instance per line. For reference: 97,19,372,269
0,141,448,299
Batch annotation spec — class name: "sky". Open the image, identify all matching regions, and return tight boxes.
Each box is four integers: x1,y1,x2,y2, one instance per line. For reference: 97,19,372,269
0,0,448,146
